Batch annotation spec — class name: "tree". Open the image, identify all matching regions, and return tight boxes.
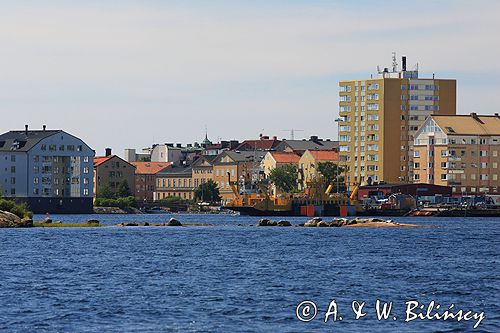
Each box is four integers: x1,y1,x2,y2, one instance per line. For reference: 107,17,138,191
117,180,132,198
195,180,221,203
317,162,346,192
97,185,115,199
268,164,298,193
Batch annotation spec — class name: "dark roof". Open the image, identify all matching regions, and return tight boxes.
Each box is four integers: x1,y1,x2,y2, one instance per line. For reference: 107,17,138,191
215,150,267,164
157,163,192,176
191,155,217,167
235,138,281,151
275,139,338,152
0,130,62,152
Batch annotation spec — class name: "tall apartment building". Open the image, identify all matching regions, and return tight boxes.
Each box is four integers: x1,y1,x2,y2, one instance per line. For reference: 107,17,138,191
0,125,94,213
338,55,456,190
413,113,500,195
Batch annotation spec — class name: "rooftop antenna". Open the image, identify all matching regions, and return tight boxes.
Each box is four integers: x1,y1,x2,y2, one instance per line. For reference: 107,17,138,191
392,51,398,72
281,129,304,140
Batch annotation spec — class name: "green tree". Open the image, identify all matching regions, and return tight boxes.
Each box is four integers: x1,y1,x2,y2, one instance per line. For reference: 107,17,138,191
269,164,298,193
317,161,346,192
117,180,132,198
195,180,221,203
97,185,115,199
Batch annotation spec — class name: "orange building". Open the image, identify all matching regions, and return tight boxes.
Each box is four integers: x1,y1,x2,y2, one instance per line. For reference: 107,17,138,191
298,150,339,190
131,162,171,203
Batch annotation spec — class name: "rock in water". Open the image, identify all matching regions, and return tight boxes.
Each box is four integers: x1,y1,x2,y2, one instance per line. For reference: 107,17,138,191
259,219,271,226
277,220,291,227
39,217,52,224
166,218,182,226
317,221,328,227
304,217,322,227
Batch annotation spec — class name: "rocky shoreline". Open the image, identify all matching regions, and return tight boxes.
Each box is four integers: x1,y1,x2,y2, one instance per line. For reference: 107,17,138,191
259,217,425,228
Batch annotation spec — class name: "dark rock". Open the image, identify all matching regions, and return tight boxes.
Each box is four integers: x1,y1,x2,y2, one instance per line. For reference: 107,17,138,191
277,220,291,227
317,221,329,227
258,218,271,226
19,218,33,228
166,218,182,226
346,219,358,225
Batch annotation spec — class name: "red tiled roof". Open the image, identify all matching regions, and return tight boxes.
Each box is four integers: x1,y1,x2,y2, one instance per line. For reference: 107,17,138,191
270,152,300,163
131,162,171,174
93,156,113,167
236,139,279,150
308,150,339,161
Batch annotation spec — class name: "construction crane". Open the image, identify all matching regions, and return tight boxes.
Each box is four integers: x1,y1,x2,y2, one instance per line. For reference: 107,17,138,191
281,129,304,140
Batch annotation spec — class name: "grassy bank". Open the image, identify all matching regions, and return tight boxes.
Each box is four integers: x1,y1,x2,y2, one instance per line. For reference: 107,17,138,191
33,221,102,228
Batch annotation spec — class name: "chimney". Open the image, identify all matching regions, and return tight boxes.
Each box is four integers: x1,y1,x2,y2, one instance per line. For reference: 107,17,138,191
310,135,319,141
176,143,182,148
402,56,407,71
25,124,28,135
42,125,46,131
105,148,112,157
272,136,277,140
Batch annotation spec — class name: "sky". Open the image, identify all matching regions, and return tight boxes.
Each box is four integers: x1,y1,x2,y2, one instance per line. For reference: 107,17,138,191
1,0,499,156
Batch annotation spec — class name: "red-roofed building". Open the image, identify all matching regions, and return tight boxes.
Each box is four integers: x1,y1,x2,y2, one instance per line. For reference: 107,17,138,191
298,149,340,190
235,135,281,151
261,152,301,195
131,162,171,203
93,149,136,200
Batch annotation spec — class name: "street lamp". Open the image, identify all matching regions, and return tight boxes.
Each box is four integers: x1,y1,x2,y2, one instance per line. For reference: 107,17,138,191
334,117,342,193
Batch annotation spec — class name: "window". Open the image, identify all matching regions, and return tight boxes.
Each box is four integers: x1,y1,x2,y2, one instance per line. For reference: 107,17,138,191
11,155,16,162
414,162,420,169
83,156,89,163
34,177,39,184
11,166,15,173
440,174,447,180
83,188,89,196
428,174,434,180
414,174,420,180
441,162,447,168
83,167,89,174
414,151,420,157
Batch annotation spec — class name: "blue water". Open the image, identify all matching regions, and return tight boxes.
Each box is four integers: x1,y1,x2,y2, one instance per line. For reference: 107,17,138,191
0,214,499,332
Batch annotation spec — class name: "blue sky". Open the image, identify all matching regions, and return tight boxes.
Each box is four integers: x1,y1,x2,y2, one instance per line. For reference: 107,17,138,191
0,0,498,154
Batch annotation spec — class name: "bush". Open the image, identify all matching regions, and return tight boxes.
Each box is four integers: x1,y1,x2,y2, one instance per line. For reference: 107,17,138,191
0,199,33,219
94,196,136,209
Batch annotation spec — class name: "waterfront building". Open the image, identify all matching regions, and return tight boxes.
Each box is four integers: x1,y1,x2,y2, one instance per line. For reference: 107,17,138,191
274,136,338,155
338,55,456,190
261,151,300,195
0,125,94,213
413,113,500,195
130,162,171,203
93,149,136,199
212,150,267,203
191,155,216,188
262,152,301,177
298,150,339,190
154,163,194,200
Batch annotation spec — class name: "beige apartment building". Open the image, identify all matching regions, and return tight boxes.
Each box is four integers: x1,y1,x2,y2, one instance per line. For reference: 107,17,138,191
212,150,266,203
298,150,339,190
191,155,215,188
413,113,500,194
154,164,194,200
338,55,456,190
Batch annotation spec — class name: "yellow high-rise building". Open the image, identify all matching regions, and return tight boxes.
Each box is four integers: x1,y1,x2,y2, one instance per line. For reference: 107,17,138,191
338,55,456,190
